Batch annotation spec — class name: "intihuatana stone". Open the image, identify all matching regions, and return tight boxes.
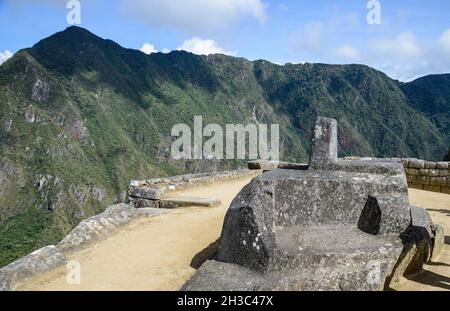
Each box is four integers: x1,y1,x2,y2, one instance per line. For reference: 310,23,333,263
309,117,338,170
184,116,443,291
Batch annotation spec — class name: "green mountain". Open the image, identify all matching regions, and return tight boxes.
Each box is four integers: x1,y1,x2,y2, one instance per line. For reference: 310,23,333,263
0,26,448,267
400,74,450,144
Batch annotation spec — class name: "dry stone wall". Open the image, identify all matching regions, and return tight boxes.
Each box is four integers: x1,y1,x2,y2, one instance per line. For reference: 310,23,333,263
402,159,449,194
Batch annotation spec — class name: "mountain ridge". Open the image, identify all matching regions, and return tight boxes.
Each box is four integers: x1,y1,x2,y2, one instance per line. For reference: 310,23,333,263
0,26,448,267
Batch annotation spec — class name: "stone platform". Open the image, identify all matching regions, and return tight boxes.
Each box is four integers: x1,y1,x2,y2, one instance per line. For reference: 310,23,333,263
183,117,444,291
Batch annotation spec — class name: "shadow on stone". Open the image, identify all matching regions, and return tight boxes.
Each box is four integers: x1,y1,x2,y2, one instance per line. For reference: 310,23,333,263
190,239,220,270
445,236,450,245
357,196,382,235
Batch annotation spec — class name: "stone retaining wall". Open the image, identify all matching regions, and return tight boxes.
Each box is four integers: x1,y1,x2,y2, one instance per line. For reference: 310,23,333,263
128,169,261,209
248,158,450,194
402,159,450,194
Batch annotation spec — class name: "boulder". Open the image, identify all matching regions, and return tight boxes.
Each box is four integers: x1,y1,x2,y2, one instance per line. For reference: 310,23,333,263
128,187,164,200
58,204,138,253
0,246,65,291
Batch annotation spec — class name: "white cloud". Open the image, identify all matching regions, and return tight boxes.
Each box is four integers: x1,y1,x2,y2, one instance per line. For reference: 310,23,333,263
140,43,158,55
438,29,450,54
162,48,171,54
0,50,13,65
367,30,450,81
177,38,235,56
122,0,267,34
372,33,423,59
334,45,361,62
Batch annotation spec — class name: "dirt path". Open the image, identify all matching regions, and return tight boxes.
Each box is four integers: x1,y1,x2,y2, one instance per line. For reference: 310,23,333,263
19,180,449,291
19,177,255,291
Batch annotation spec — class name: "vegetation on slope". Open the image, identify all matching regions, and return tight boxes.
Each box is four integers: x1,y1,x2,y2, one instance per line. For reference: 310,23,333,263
0,26,448,266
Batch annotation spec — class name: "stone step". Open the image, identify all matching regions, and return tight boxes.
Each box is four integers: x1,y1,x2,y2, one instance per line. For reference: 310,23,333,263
160,197,221,209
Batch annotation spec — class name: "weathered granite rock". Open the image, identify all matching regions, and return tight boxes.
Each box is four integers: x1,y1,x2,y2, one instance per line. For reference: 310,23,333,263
214,170,411,274
58,204,138,253
431,224,445,262
129,197,160,208
0,246,66,291
184,116,443,291
310,117,338,170
128,187,164,200
248,160,309,171
160,197,221,209
436,162,449,170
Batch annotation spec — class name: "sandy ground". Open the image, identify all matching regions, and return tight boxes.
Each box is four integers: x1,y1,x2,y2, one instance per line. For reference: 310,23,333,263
19,176,255,291
19,180,450,291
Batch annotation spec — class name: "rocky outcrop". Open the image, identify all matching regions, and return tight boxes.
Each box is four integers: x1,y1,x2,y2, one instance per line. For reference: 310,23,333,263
0,246,65,291
58,204,138,253
183,117,444,291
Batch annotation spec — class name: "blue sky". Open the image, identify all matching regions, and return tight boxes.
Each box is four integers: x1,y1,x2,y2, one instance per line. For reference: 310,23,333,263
0,0,449,81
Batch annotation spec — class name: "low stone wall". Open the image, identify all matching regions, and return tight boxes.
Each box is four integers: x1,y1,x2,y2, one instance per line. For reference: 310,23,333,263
249,158,450,195
128,169,261,209
402,159,450,194
0,204,166,291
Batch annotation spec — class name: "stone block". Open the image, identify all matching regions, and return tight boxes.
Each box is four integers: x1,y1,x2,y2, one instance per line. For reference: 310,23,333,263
431,224,445,262
128,187,164,200
430,177,446,186
310,117,338,170
423,185,441,192
419,169,429,176
130,197,160,209
409,159,425,169
415,176,430,185
424,161,436,169
439,169,448,177
436,162,449,169
429,170,440,177
406,168,418,176
408,183,423,190
160,197,221,209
